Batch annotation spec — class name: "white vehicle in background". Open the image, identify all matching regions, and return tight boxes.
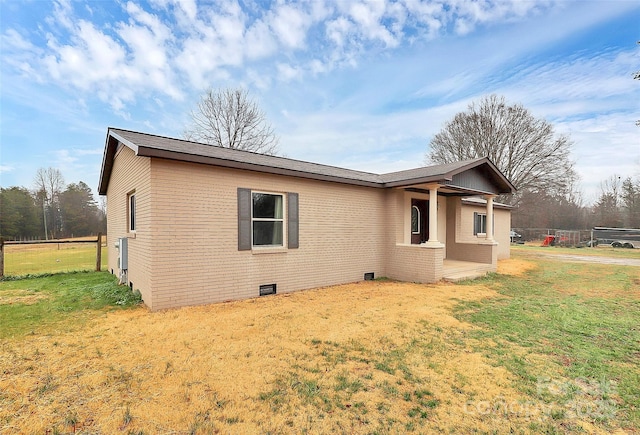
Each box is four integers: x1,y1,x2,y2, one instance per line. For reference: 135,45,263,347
510,230,523,244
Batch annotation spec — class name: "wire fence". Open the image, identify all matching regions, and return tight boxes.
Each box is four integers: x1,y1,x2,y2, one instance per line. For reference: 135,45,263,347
512,228,594,245
0,234,106,278
513,227,640,248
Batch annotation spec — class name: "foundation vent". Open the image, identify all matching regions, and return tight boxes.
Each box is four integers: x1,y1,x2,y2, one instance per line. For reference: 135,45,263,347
364,272,375,281
259,283,277,296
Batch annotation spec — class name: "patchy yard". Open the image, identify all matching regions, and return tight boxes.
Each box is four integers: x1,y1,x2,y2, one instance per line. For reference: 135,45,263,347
0,255,638,434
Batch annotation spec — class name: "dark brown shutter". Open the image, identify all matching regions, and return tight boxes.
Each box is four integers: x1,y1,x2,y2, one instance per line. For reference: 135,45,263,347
473,212,479,235
238,188,251,250
288,192,299,249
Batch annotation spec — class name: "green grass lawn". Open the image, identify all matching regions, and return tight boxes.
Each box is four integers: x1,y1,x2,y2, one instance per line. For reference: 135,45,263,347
0,271,139,339
512,242,640,259
455,259,640,431
3,243,108,277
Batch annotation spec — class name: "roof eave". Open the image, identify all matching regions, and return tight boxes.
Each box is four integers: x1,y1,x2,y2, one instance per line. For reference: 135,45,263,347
98,129,142,195
137,147,384,188
97,132,117,195
383,176,451,188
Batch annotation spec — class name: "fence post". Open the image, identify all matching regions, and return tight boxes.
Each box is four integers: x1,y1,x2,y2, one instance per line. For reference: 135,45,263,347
0,239,4,278
96,233,102,272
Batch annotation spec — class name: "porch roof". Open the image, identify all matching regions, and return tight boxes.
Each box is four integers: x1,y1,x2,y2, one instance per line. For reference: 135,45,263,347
99,128,516,196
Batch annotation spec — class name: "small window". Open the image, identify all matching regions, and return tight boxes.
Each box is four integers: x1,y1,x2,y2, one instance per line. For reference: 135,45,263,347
474,212,486,235
411,205,420,234
252,192,284,247
128,192,136,232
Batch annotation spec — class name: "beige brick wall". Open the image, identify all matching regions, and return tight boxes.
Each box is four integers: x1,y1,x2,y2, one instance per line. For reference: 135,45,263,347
106,146,512,310
384,189,445,282
386,244,444,282
147,158,388,310
444,197,511,265
106,145,153,305
494,208,511,259
457,201,511,260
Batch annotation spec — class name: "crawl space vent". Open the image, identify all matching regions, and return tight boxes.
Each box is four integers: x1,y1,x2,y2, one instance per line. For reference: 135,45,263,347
364,272,375,281
259,283,277,296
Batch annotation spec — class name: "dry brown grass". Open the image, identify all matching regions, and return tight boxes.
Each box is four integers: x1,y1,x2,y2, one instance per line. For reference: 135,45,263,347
496,257,537,276
0,259,619,434
0,289,49,306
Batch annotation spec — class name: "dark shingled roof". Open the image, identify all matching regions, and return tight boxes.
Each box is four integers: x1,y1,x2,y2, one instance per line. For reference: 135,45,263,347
99,128,516,195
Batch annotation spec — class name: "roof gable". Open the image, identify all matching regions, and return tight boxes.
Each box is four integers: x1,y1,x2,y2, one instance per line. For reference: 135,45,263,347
98,128,516,195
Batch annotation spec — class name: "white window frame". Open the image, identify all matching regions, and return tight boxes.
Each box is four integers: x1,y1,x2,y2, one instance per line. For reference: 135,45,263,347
251,191,285,248
128,191,136,233
474,212,486,236
411,205,420,234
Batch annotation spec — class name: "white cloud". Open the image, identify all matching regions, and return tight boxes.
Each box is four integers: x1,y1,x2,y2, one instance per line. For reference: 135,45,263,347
118,3,182,99
347,1,400,47
245,68,272,90
269,4,311,49
276,63,302,82
3,28,37,52
48,0,74,30
2,0,568,115
175,0,197,21
44,20,127,90
175,1,246,88
245,19,278,59
326,16,353,47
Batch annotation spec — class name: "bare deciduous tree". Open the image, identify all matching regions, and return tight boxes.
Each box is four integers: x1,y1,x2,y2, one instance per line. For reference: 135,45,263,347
184,88,279,155
593,175,623,227
34,167,65,239
426,94,577,205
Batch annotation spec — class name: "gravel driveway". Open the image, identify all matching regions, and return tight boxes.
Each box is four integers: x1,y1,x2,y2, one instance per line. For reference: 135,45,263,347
527,252,640,267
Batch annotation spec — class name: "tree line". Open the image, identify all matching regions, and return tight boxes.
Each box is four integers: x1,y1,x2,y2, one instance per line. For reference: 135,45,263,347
0,168,105,240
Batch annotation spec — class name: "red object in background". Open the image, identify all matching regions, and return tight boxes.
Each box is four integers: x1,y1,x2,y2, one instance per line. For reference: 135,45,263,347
542,235,556,246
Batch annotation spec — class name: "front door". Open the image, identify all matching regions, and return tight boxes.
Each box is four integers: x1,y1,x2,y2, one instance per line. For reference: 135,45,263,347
411,199,429,244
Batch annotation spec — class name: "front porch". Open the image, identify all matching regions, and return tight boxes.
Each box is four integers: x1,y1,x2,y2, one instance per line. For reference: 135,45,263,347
383,157,515,285
442,259,495,282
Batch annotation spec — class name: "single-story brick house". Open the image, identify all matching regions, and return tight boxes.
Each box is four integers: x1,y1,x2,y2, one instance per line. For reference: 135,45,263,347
98,128,515,310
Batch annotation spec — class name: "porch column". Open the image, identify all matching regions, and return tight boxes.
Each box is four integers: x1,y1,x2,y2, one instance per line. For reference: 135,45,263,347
485,195,495,241
428,186,439,243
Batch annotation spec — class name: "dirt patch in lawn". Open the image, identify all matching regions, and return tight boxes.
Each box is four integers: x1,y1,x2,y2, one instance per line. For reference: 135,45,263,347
0,281,607,434
0,289,48,305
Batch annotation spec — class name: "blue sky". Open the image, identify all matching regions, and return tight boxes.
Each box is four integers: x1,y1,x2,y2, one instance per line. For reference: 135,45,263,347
1,0,638,204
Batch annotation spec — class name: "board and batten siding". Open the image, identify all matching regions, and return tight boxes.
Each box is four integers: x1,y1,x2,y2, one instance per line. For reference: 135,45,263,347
147,158,388,310
106,145,153,305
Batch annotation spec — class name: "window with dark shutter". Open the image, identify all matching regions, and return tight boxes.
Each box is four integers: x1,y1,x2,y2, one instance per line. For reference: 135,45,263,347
238,189,299,250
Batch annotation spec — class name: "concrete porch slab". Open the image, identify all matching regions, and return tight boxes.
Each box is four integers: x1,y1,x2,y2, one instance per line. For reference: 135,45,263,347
442,259,495,282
